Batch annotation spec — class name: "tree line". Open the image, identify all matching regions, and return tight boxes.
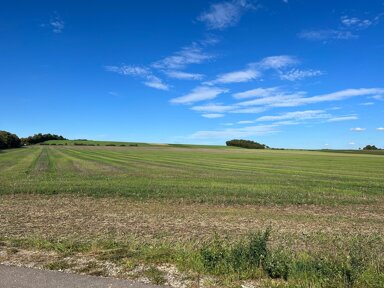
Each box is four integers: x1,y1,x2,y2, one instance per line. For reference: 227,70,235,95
226,139,269,149
0,131,67,149
20,133,67,145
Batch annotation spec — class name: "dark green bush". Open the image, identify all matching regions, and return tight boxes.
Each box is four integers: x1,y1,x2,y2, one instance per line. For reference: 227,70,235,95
263,250,291,280
200,228,272,276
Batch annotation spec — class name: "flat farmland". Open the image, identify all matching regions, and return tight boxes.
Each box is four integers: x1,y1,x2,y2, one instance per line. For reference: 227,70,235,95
1,146,383,287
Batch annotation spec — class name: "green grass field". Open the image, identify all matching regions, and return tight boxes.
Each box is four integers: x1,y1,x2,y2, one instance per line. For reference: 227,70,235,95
1,145,383,287
1,145,383,204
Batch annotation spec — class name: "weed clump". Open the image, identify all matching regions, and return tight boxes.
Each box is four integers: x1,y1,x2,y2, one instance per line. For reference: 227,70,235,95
199,228,278,279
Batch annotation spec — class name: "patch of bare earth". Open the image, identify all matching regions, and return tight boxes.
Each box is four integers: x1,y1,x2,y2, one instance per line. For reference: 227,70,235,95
1,194,383,242
1,194,383,287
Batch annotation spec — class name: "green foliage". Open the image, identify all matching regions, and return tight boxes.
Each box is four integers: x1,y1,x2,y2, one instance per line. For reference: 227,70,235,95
263,249,291,280
0,130,21,149
21,133,67,145
226,139,269,149
363,145,379,150
2,232,383,287
200,229,272,277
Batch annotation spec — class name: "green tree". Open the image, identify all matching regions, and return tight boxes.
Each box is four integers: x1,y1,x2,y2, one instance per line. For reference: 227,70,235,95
0,131,21,149
363,145,378,150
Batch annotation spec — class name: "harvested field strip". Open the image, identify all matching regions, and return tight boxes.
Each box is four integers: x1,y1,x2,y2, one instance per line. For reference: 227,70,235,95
0,147,40,174
59,148,183,173
30,147,53,174
57,147,384,198
49,148,125,176
63,146,383,180
1,146,383,205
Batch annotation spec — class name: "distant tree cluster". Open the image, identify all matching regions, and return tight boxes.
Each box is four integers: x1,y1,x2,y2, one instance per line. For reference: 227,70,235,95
362,145,380,150
226,139,269,149
21,133,67,145
0,131,21,149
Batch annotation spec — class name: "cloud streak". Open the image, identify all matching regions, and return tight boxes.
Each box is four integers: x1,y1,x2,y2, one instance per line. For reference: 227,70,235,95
152,45,213,70
202,113,225,118
256,110,329,122
205,68,261,85
350,127,366,132
237,88,384,108
205,55,299,86
299,14,382,41
165,71,204,80
170,86,228,104
298,30,357,41
105,65,169,90
326,116,358,122
198,0,255,30
279,69,323,81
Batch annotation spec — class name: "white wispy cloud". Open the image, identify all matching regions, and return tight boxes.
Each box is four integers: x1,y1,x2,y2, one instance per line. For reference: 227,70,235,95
189,124,278,139
279,69,323,81
237,92,306,107
237,88,384,108
191,103,266,114
371,95,383,100
299,14,382,41
350,127,366,132
205,68,260,85
202,113,225,118
230,107,267,114
170,86,228,104
144,76,169,90
326,115,358,122
237,120,254,124
108,91,119,97
377,127,384,131
205,55,298,86
197,0,255,30
256,110,329,122
191,103,235,113
258,55,298,69
50,16,64,33
105,65,149,76
105,65,169,90
233,87,279,99
298,29,357,41
360,102,374,106
340,15,382,30
152,45,213,70
165,71,204,80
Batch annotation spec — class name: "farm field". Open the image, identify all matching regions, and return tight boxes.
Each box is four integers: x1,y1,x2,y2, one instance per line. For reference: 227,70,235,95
1,145,383,287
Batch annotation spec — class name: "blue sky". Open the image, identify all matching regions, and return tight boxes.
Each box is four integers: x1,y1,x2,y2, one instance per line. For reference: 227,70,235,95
1,0,384,148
